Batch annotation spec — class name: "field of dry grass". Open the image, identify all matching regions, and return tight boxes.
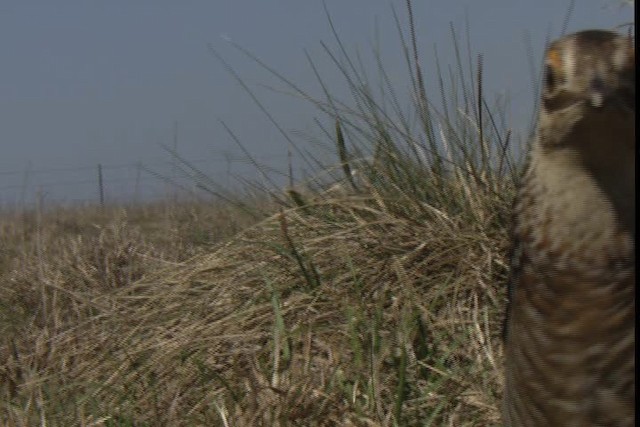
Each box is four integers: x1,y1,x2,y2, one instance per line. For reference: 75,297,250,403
1,3,523,425
0,201,263,424
1,166,514,426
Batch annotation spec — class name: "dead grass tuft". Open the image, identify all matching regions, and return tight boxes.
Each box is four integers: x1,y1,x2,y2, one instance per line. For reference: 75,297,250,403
2,179,511,425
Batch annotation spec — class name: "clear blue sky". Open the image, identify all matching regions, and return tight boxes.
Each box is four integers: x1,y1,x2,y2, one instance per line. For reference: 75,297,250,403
0,1,633,205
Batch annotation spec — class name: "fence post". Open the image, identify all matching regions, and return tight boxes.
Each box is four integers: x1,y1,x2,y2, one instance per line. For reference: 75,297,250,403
97,163,105,206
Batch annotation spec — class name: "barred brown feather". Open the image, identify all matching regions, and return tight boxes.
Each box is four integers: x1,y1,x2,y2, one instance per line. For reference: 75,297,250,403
503,30,635,426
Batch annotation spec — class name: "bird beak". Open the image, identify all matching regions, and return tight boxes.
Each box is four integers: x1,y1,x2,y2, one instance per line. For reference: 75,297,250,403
587,74,634,111
588,76,607,108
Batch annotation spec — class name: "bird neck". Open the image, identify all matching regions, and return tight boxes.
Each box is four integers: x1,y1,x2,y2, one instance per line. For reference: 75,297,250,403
516,139,635,274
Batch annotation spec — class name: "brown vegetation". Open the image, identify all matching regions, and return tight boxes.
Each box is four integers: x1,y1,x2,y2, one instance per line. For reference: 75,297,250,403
1,2,522,424
1,171,511,426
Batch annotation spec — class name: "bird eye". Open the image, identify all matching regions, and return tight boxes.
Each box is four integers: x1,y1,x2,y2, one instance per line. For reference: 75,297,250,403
544,65,556,92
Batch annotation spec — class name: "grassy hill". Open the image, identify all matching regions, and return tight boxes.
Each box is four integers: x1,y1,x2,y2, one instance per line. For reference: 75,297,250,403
1,176,512,426
1,4,520,425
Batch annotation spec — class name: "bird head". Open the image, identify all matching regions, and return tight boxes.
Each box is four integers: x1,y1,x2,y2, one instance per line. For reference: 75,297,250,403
542,30,634,113
536,30,635,151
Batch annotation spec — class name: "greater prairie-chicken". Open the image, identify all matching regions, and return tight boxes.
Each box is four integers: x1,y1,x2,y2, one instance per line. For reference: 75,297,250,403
503,29,635,426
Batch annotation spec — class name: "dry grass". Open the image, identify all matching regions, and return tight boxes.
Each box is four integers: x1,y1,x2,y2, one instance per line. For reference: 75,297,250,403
1,171,513,426
1,3,523,425
0,201,265,425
